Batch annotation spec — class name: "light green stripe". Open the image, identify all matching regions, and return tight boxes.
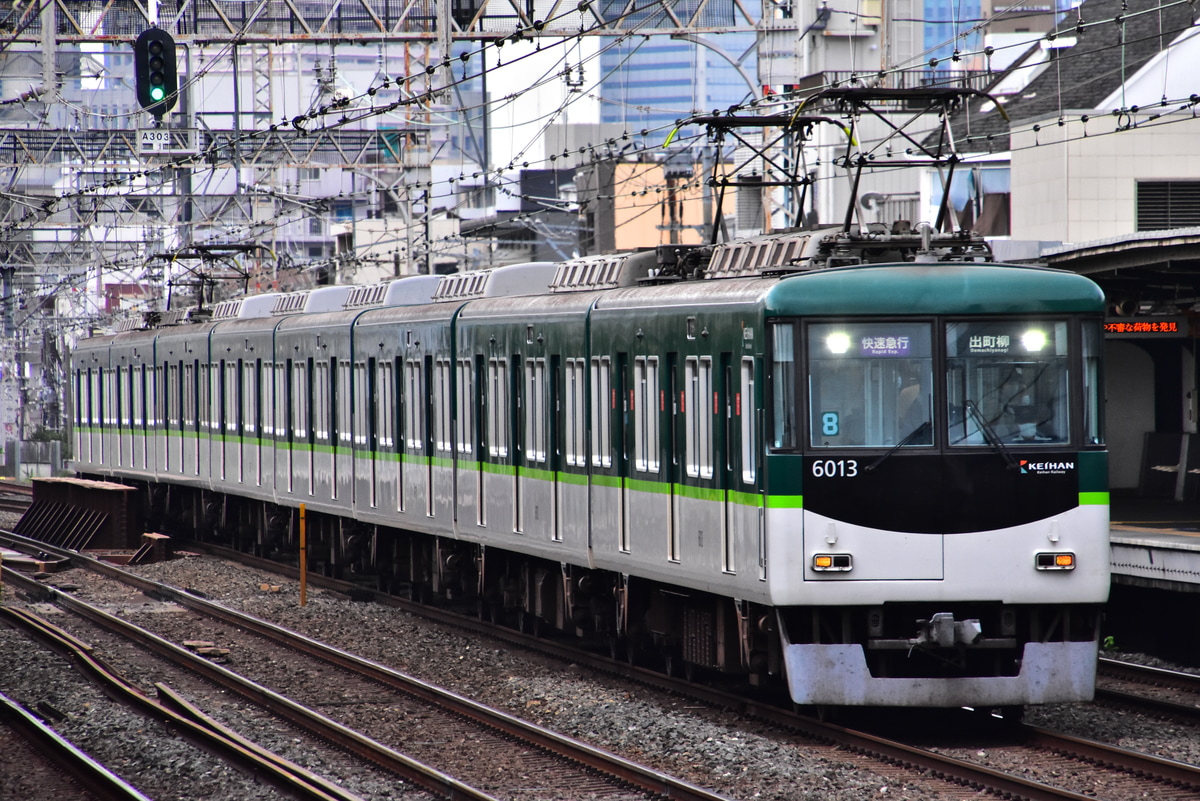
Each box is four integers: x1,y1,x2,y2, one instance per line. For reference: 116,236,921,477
482,461,516,477
729,489,765,508
557,471,589,487
1079,491,1109,505
766,494,804,509
674,482,724,503
517,465,553,482
625,476,671,495
591,474,622,490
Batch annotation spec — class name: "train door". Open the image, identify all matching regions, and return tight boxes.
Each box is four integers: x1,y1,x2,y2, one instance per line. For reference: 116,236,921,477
278,361,290,492
475,356,487,527
403,357,430,517
554,355,576,544
681,355,715,565
217,360,228,481
134,365,144,469
519,355,554,541
202,360,214,479
304,358,315,495
560,357,588,545
426,355,438,517
153,364,164,473
454,357,476,526
339,358,353,501
244,359,258,487
314,359,331,497
114,365,126,467
513,354,524,533
391,357,404,513
628,354,669,556
615,352,630,552
285,359,297,494
485,356,511,529
102,367,113,465
434,356,455,521
588,356,615,552
364,358,377,507
165,362,177,473
719,353,734,572
182,360,196,476
738,356,766,580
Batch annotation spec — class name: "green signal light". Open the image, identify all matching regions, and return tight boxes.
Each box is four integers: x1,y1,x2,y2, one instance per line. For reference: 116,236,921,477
150,86,165,101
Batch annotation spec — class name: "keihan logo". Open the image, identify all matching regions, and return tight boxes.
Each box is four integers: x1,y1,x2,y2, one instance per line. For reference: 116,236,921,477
1020,460,1075,475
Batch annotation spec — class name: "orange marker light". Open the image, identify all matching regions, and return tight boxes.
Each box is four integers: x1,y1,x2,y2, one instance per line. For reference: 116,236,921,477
1036,551,1076,570
812,553,853,571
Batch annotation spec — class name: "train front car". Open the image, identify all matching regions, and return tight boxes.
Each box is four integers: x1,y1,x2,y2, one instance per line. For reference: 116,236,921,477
764,262,1108,709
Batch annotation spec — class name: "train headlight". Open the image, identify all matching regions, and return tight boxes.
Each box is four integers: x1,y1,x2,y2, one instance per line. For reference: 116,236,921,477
1035,552,1075,570
825,332,851,354
813,553,853,572
1021,329,1047,352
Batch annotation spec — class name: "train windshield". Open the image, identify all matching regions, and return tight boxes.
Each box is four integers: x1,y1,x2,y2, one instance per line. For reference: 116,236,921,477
945,320,1070,446
806,323,934,448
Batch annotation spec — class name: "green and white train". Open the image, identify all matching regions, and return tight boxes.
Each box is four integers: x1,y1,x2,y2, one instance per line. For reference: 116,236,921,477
71,226,1110,709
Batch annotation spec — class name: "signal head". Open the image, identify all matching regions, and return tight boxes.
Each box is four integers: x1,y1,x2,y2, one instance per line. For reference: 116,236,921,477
134,28,178,116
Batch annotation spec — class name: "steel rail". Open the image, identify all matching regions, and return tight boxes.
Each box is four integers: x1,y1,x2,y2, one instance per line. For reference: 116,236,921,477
0,688,154,801
7,529,1198,801
1,533,735,801
167,538,1200,801
1096,656,1200,720
1,563,501,801
1100,656,1200,694
0,601,365,801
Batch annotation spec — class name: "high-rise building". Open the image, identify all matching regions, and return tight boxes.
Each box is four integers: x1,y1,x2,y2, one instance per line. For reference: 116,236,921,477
597,34,758,136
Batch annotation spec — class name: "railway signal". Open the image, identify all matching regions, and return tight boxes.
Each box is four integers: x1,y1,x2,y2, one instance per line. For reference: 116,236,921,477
134,28,178,118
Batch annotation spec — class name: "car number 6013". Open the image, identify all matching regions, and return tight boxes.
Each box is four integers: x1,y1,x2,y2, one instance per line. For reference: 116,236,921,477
812,459,858,477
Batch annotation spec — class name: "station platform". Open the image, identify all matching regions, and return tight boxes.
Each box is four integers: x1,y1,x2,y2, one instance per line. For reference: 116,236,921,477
1110,498,1200,592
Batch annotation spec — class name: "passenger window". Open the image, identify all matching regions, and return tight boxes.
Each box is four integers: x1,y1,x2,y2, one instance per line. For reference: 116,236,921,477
807,322,934,448
946,321,1069,446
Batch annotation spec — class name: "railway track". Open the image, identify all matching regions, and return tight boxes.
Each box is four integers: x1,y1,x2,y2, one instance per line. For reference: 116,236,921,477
0,687,151,801
0,480,33,514
6,528,1200,801
0,535,734,801
1096,656,1200,719
0,603,366,801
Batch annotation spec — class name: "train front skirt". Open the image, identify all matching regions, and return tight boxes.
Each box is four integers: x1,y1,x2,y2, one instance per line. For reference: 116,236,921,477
781,639,1099,706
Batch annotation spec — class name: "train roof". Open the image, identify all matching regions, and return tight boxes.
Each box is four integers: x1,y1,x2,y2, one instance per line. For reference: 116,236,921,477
456,289,600,320
343,275,442,309
271,285,356,315
210,293,284,320
764,262,1107,316
432,262,558,301
590,277,770,312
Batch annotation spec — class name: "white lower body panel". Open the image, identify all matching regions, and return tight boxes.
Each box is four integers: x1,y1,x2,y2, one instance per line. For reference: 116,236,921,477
782,640,1098,707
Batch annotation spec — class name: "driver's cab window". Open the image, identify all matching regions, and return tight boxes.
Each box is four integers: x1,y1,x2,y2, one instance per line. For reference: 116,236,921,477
946,320,1069,446
807,322,933,448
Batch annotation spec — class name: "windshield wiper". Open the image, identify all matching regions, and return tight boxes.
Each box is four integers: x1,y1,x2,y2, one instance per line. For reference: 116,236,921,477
964,400,1019,471
866,421,931,472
